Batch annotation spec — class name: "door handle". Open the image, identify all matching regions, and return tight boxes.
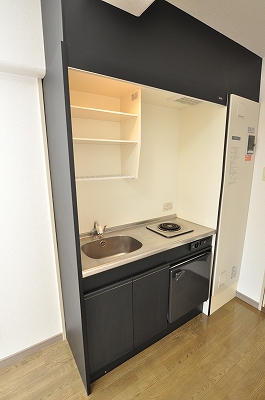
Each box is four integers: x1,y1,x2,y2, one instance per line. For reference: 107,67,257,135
175,270,185,281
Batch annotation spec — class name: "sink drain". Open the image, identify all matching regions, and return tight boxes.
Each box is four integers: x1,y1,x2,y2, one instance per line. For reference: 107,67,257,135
99,240,107,247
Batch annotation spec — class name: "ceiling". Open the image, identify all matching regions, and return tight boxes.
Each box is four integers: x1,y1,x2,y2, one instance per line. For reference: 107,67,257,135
102,0,155,16
167,0,265,58
102,0,265,58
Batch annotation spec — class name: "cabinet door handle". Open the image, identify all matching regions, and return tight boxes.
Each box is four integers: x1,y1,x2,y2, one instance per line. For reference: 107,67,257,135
175,270,185,281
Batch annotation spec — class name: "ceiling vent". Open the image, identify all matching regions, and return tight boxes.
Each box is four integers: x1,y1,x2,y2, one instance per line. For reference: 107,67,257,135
102,0,155,16
167,95,202,107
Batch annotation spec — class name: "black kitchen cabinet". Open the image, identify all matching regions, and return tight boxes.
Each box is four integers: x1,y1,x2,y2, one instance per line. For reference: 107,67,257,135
84,278,133,374
133,264,169,347
82,240,212,381
84,264,169,375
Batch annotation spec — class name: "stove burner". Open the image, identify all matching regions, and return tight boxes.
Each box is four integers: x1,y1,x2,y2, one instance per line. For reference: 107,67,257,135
158,223,181,232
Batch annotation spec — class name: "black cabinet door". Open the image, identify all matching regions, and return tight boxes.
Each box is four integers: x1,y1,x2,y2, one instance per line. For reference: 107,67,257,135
133,264,169,348
84,278,133,374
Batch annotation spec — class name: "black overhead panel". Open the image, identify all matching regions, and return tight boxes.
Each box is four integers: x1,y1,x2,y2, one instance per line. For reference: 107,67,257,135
62,0,262,104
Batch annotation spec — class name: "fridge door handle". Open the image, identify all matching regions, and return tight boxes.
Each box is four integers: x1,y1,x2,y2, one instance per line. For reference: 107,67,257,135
175,270,185,281
170,251,211,270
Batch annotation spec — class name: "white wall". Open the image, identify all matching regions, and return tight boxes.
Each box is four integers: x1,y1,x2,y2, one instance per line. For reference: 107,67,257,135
237,60,265,305
0,1,62,361
75,99,228,236
0,0,44,77
76,103,180,232
177,102,227,228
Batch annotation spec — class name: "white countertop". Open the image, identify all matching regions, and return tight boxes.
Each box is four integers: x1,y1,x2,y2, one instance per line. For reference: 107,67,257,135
81,216,215,278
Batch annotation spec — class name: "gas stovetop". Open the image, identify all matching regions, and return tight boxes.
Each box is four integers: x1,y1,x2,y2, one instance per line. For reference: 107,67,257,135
146,221,194,238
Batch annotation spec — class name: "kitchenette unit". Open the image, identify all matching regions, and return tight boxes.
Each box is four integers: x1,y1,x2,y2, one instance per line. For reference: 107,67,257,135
41,0,262,395
81,216,214,381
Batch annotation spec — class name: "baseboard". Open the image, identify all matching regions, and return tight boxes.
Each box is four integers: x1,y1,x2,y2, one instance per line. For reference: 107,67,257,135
0,333,63,369
236,291,259,309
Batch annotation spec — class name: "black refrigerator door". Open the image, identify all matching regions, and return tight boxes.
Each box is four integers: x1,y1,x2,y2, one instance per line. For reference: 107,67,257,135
168,252,211,323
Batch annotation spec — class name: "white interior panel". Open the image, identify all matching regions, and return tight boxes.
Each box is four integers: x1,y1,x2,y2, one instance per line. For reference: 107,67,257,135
74,142,123,177
70,90,121,111
177,102,227,228
72,118,121,140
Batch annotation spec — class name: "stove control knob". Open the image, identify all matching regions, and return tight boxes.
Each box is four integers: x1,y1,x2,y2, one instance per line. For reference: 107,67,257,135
190,240,200,251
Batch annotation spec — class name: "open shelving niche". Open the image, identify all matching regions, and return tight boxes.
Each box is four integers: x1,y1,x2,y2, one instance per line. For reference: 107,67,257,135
68,68,141,181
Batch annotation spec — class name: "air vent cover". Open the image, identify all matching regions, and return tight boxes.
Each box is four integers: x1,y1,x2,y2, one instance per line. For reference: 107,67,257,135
167,95,202,107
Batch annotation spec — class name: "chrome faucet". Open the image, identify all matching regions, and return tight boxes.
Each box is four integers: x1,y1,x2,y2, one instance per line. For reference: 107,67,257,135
79,221,107,240
92,221,106,239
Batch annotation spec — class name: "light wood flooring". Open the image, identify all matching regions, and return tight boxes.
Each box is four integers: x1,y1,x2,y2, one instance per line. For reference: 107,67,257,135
1,298,265,399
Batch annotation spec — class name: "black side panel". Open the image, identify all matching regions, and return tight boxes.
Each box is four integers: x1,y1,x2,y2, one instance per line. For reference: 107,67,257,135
62,0,262,103
41,0,90,393
84,279,133,373
133,264,169,347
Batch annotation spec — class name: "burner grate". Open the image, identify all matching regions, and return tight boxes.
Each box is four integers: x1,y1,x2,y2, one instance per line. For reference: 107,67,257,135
158,223,181,232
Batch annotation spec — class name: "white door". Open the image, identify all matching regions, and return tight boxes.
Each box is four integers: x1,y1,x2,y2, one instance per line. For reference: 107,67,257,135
210,94,259,311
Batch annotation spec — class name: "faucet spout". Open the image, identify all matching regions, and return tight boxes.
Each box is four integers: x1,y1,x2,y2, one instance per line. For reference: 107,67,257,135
80,221,107,239
94,221,103,235
92,221,106,238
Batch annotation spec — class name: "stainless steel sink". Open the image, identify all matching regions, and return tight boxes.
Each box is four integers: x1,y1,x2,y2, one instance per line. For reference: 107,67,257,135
81,236,142,259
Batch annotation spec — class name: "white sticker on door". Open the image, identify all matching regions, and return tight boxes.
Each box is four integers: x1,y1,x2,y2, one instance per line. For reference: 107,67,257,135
228,146,240,185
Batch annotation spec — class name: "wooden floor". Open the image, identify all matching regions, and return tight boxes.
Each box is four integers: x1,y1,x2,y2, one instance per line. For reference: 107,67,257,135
1,298,265,399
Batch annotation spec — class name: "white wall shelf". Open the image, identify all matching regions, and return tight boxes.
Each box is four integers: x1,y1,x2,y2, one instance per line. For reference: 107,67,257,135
76,174,135,181
71,106,137,122
68,68,141,181
73,138,138,145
